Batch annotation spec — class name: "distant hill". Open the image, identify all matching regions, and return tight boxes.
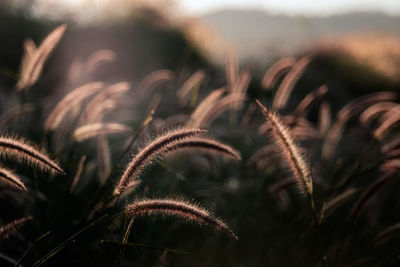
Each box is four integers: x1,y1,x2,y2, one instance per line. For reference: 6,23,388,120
200,10,400,60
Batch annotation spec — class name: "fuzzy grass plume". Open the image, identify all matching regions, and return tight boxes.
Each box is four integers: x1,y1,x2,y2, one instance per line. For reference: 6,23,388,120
177,70,206,106
73,123,132,142
293,85,328,119
0,136,65,175
272,56,310,110
163,137,241,160
126,198,238,240
256,100,313,196
137,69,175,98
44,82,104,131
262,57,296,90
116,128,206,194
187,88,225,128
16,24,67,91
0,167,27,191
79,82,130,125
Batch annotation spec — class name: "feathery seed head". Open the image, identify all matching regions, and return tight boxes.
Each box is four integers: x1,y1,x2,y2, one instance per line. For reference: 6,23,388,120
127,198,238,240
256,100,313,196
0,136,65,175
0,167,27,191
115,128,206,194
163,137,241,160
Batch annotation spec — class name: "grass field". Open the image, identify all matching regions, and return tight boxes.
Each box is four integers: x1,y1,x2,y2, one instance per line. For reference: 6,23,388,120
1,4,400,267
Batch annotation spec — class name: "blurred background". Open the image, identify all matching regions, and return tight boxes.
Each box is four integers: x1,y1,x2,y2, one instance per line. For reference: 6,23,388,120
1,0,399,94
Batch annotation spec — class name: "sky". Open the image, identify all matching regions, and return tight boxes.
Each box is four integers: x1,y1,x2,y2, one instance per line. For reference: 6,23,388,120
178,0,400,16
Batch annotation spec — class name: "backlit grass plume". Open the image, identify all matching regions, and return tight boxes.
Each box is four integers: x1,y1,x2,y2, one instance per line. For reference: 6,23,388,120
262,57,296,90
115,128,206,194
163,137,241,160
73,123,132,142
293,85,328,119
0,136,65,175
16,24,67,91
256,100,313,196
187,88,225,128
137,69,175,98
177,70,206,106
44,82,104,131
0,167,27,191
0,216,32,240
79,82,130,125
272,56,310,110
126,198,238,240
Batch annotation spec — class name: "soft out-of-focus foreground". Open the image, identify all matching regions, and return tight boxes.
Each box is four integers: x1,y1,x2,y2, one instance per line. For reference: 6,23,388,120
1,1,400,266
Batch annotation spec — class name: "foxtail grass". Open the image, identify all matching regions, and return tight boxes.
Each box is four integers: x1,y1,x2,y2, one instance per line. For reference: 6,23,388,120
374,106,400,140
163,137,241,160
177,70,206,106
69,155,86,192
322,92,397,159
322,188,358,216
137,69,175,98
226,51,238,93
199,94,246,128
318,101,331,137
83,49,116,74
0,136,65,175
272,56,310,110
126,198,238,240
359,102,397,125
73,123,132,142
97,133,111,184
230,69,251,111
44,82,104,131
79,82,130,125
18,39,36,79
0,216,32,240
0,167,27,191
16,25,67,91
115,128,206,194
262,57,296,90
256,101,312,194
187,88,225,128
293,85,328,119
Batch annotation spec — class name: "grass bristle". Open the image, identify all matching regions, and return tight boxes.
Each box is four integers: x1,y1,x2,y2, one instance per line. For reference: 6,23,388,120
0,167,27,191
116,128,206,194
126,198,238,240
0,136,65,175
256,100,313,196
163,137,241,160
